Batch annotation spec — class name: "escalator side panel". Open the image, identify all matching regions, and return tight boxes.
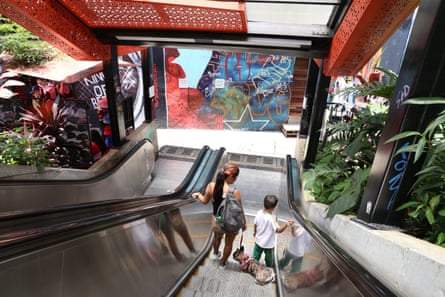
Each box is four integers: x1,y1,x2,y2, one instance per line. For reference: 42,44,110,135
0,141,156,213
283,156,396,297
0,203,212,297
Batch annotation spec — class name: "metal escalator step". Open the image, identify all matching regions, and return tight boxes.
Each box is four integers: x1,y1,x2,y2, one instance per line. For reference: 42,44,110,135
226,152,284,171
188,276,221,293
187,258,275,297
180,287,215,297
158,145,201,160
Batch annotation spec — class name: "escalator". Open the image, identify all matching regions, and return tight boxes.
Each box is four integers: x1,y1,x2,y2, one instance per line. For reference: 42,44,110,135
0,146,396,297
0,145,225,297
172,150,396,297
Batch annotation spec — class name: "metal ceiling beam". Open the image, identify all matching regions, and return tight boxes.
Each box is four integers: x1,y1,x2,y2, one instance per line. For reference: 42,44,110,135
323,0,419,76
94,29,329,58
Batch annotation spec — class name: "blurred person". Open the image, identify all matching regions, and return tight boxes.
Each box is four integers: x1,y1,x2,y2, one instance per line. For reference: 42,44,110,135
97,96,112,147
279,223,312,272
156,209,197,262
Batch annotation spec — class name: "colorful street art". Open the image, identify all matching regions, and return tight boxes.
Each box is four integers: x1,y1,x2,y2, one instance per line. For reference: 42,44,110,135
72,57,142,132
153,48,296,131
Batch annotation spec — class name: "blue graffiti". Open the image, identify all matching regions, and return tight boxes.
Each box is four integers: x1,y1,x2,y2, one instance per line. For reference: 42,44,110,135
386,142,410,210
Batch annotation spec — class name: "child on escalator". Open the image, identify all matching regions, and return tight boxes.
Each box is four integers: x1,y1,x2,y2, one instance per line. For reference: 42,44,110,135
253,194,293,267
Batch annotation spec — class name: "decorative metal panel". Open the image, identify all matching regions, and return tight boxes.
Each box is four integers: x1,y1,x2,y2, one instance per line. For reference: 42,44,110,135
0,1,246,61
324,0,418,76
58,0,247,32
0,0,110,60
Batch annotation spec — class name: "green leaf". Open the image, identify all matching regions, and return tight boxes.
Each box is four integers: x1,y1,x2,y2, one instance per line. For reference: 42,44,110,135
396,201,420,211
425,207,435,225
414,136,427,163
385,131,422,143
429,195,440,210
436,233,445,245
402,97,445,105
394,143,418,155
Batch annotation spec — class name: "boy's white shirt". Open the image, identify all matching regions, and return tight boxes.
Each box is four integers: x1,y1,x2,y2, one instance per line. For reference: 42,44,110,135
254,209,278,248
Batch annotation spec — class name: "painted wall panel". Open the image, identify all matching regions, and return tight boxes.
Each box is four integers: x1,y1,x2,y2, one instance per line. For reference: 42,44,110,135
153,48,296,131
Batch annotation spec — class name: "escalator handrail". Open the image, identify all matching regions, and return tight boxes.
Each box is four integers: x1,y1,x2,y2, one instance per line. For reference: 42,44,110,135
182,146,225,193
174,144,211,191
0,147,224,262
285,155,396,297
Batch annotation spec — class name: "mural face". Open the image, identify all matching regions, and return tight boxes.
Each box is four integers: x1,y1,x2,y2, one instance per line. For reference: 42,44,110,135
153,48,296,131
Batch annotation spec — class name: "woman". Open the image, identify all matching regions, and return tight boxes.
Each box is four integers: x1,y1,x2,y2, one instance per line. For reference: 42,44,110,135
193,162,247,269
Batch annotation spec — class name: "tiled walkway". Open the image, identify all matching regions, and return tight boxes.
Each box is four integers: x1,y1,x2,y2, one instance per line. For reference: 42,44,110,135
156,129,301,159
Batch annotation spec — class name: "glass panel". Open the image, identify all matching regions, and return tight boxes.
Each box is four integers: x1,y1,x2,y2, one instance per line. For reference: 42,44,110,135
277,225,362,297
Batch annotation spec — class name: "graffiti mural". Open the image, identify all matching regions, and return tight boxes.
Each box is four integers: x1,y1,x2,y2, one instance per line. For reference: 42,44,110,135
72,59,142,132
153,48,296,130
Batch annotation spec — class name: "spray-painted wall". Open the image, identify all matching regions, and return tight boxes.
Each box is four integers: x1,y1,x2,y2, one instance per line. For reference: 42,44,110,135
152,48,296,131
71,54,144,133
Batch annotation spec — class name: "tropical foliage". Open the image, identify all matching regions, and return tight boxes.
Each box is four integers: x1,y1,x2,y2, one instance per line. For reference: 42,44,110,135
0,14,56,66
303,103,388,217
0,126,54,170
386,97,445,247
19,98,90,168
337,68,398,100
303,67,397,218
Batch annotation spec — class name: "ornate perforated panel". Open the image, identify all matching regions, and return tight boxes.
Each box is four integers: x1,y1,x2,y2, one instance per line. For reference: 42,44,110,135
58,0,247,32
0,0,110,60
324,0,418,76
0,0,246,61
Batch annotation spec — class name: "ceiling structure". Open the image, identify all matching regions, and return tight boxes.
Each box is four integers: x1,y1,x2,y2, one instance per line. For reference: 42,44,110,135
0,0,418,76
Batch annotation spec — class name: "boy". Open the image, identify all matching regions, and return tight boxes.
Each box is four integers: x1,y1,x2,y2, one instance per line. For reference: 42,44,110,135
253,194,293,267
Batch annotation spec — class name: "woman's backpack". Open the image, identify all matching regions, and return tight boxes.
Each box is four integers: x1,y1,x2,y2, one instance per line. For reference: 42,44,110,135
216,187,244,233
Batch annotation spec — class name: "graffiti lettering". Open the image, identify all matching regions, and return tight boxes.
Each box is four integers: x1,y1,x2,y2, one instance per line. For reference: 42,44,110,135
210,85,249,118
270,56,292,71
386,142,410,210
252,54,282,65
251,56,294,95
252,84,291,124
120,67,138,92
396,84,410,109
83,72,105,86
88,84,107,110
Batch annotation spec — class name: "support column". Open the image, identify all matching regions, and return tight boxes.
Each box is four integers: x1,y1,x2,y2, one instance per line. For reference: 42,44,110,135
141,48,154,122
303,61,331,169
358,1,445,225
103,45,127,147
300,59,319,136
